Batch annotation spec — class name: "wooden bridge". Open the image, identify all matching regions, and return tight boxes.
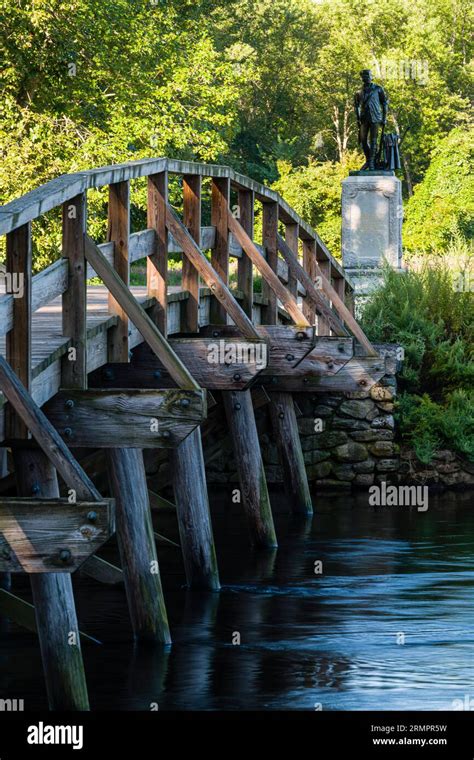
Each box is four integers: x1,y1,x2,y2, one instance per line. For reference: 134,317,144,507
0,157,388,710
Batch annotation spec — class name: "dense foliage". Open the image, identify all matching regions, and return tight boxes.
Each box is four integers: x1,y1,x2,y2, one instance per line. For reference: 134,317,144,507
1,0,472,266
360,266,474,462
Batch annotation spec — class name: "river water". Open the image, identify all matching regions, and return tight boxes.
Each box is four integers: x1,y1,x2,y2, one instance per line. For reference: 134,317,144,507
1,489,473,711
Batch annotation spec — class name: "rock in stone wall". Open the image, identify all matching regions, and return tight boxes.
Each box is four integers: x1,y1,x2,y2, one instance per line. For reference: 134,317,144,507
291,375,399,490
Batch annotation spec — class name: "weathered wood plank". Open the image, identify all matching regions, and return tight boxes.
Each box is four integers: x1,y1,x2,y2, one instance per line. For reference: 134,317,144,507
228,212,309,327
259,355,387,392
302,239,317,324
199,324,315,372
62,193,87,387
284,222,299,297
147,171,168,334
268,392,313,515
0,354,101,501
170,428,220,590
107,181,130,362
0,498,114,573
261,201,278,324
237,189,254,318
182,174,201,332
107,447,171,643
84,234,200,389
289,337,353,375
223,390,277,548
6,222,32,439
89,338,266,390
43,388,205,448
165,205,261,341
316,259,331,336
210,177,230,324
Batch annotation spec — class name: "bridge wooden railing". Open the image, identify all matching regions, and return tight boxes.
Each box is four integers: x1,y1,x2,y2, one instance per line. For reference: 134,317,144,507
0,157,363,336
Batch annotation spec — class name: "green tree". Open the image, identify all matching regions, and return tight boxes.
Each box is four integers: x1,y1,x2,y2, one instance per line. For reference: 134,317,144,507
403,126,474,255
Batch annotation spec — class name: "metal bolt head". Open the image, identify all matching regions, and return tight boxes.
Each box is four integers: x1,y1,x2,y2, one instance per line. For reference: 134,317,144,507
212,331,220,338
234,403,241,411
359,379,367,386
303,377,309,384
31,483,41,495
104,368,114,380
327,362,334,370
162,430,171,439
295,331,306,341
180,397,190,408
233,373,241,382
278,411,285,419
65,399,74,409
87,511,98,523
271,376,278,384
153,370,162,379
64,427,73,438
59,549,71,563
338,344,345,353
286,354,295,362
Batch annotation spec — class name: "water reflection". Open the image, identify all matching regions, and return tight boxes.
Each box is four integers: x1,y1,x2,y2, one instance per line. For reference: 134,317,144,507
1,489,473,710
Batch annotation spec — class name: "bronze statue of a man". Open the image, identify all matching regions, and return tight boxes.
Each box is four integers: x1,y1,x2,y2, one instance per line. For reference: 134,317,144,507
354,69,388,170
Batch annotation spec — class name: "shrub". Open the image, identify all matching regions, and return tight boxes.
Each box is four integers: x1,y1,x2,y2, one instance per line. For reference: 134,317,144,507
360,263,474,462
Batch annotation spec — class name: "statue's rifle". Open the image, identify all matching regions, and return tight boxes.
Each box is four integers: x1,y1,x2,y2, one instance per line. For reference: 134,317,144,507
376,122,386,166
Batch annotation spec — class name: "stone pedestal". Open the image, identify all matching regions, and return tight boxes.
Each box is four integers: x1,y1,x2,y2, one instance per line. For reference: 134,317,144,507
341,173,403,311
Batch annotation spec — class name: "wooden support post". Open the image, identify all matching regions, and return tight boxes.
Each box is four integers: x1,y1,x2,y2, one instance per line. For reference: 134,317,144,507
210,177,230,324
182,174,201,333
317,259,331,336
13,448,89,711
62,193,87,387
0,449,10,589
302,238,317,325
333,275,345,303
269,392,313,516
107,180,130,362
223,391,277,549
107,448,171,643
261,201,278,324
147,171,168,335
170,429,220,591
284,222,299,297
6,223,31,439
237,189,254,318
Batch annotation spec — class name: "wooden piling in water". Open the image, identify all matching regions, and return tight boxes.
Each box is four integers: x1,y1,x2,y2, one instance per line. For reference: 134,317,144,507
0,448,11,591
170,429,220,591
223,390,277,549
13,448,90,711
269,392,313,515
107,447,171,643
